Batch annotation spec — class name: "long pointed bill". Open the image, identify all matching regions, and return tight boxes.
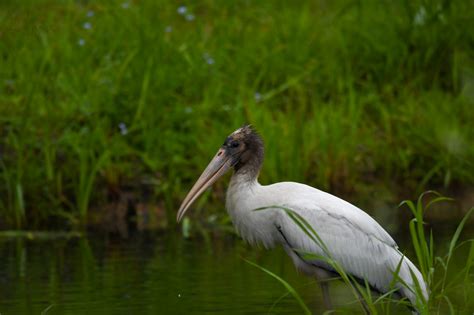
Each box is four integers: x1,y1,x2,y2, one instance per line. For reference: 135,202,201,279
177,148,233,222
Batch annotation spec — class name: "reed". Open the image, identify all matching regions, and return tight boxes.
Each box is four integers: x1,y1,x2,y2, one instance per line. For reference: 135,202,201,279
0,0,473,228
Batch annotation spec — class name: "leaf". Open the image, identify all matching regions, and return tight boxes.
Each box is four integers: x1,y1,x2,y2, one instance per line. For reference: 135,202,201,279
243,258,312,315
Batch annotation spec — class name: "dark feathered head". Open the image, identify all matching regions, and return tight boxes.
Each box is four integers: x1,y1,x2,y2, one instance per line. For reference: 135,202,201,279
177,125,264,222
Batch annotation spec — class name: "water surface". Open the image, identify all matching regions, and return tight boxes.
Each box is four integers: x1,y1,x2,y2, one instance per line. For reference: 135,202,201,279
0,226,469,314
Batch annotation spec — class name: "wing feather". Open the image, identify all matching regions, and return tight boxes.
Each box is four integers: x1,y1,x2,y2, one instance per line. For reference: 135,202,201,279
261,182,428,305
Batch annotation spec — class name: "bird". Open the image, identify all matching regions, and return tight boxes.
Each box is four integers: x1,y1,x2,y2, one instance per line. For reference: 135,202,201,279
177,125,428,313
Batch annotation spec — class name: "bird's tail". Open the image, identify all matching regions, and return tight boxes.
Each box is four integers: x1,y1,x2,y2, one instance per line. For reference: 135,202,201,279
397,254,429,312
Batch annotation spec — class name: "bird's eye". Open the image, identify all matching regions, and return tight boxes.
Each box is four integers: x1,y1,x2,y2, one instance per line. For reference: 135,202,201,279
231,141,240,148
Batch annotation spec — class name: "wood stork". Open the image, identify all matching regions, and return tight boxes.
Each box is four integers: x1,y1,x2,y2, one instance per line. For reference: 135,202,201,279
177,125,428,312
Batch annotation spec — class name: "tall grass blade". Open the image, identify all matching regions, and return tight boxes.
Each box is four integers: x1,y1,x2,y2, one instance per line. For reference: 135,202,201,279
243,258,312,315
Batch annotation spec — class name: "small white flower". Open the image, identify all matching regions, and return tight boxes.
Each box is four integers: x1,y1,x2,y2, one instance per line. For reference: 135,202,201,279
78,38,86,46
185,14,195,21
165,25,172,33
121,2,130,9
202,53,215,65
86,10,94,18
83,22,92,30
414,6,427,26
118,122,128,135
177,6,187,15
254,92,262,102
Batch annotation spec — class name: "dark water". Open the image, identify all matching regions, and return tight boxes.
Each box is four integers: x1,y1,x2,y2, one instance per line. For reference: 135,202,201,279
0,226,469,315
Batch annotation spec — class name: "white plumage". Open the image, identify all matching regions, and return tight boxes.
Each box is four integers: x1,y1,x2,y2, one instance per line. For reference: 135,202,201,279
226,175,428,307
177,126,428,312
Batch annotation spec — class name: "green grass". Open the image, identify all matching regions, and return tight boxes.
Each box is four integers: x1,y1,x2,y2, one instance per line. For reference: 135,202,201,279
0,0,473,228
251,193,474,314
244,258,312,315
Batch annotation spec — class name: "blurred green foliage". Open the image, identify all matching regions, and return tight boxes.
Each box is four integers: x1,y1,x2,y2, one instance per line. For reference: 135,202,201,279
0,0,473,229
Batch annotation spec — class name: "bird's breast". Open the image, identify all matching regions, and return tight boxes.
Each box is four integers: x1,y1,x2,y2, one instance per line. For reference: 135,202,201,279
225,176,279,249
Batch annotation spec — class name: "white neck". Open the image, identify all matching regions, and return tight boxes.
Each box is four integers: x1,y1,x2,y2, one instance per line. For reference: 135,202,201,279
225,173,277,248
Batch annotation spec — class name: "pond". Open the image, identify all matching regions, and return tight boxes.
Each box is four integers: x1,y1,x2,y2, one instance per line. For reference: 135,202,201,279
0,224,470,315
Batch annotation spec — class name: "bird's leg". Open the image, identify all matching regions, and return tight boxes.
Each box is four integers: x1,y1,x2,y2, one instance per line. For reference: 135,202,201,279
353,285,371,315
319,281,333,310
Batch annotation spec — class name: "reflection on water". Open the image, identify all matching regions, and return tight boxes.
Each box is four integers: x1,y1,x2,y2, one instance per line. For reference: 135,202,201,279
0,233,317,315
0,227,469,315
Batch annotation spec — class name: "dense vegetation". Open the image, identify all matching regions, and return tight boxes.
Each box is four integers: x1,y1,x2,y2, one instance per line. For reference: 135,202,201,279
1,0,473,229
